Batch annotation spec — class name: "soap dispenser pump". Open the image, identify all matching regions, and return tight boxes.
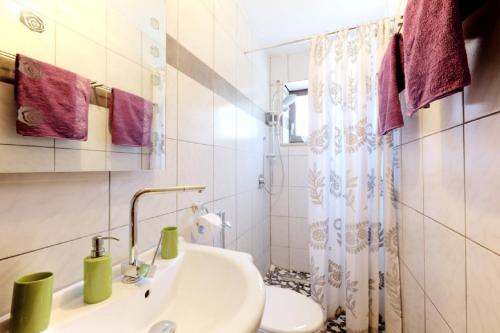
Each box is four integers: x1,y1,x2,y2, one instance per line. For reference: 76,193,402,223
83,235,119,304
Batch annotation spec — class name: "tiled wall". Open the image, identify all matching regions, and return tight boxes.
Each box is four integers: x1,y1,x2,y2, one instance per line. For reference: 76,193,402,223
0,0,271,317
398,3,500,332
0,0,166,172
268,50,310,272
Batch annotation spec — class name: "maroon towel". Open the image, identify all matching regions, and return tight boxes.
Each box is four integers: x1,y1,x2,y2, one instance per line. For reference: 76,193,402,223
15,54,91,140
110,88,153,147
378,33,405,135
403,0,471,116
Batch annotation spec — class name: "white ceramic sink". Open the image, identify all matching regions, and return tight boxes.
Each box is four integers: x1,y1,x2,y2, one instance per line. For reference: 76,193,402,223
2,239,265,333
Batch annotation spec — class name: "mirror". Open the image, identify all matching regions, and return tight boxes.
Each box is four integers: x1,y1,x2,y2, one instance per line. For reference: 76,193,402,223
0,0,167,172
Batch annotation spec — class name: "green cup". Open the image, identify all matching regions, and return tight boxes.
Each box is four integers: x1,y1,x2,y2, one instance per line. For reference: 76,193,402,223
10,272,53,333
161,226,178,259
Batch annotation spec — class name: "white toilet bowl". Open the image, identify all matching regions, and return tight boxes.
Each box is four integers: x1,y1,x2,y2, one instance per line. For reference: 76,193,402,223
259,286,324,333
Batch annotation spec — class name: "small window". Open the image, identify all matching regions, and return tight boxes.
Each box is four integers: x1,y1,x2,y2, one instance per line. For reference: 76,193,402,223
283,81,308,144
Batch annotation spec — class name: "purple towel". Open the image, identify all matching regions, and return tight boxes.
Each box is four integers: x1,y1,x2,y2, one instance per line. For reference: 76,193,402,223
403,0,471,116
378,33,405,135
110,88,153,147
15,54,91,140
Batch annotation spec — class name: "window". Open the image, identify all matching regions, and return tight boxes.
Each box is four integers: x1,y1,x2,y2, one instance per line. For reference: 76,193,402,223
283,81,308,144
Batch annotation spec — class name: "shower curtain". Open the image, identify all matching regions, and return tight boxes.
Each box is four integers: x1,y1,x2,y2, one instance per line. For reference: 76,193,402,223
307,20,402,333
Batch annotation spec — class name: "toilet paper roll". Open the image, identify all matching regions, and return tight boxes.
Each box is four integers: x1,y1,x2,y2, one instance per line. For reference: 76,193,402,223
192,213,222,245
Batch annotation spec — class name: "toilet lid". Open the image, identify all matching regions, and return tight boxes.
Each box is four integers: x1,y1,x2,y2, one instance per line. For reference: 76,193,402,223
261,286,324,333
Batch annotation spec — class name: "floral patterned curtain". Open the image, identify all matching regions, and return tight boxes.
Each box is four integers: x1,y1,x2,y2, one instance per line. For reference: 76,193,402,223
307,20,402,333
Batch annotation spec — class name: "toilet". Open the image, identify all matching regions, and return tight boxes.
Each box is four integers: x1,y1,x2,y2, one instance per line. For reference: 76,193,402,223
260,286,324,333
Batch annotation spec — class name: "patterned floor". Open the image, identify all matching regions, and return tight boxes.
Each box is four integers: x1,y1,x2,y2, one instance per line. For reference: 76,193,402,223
263,265,385,333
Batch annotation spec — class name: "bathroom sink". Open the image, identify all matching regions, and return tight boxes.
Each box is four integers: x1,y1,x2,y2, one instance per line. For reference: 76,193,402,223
3,239,265,333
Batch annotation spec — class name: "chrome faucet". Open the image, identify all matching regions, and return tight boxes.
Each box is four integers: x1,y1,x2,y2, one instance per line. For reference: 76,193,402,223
121,185,206,283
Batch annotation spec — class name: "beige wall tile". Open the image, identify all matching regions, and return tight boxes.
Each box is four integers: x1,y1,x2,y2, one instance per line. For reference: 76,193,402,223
401,139,423,212
401,264,425,333
424,218,466,333
421,93,463,136
402,205,424,286
289,247,308,272
465,113,500,253
55,149,106,172
0,145,54,172
466,240,500,333
426,297,453,333
423,126,465,234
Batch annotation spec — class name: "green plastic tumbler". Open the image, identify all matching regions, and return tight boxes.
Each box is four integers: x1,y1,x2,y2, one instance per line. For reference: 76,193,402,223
161,226,178,259
10,272,53,333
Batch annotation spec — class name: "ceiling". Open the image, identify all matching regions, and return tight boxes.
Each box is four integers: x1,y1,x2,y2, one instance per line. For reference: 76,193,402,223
240,0,400,54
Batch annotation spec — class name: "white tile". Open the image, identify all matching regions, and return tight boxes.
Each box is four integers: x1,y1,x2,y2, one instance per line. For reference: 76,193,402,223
287,51,309,82
270,55,288,85
0,83,54,147
289,187,307,218
271,246,289,269
166,0,178,38
109,170,176,228
177,73,214,145
271,187,288,216
142,34,166,70
288,155,307,187
464,17,500,122
400,96,422,144
0,234,99,315
0,172,108,259
466,240,500,333
214,22,237,86
177,141,213,209
236,107,256,152
55,25,106,83
55,0,106,46
401,264,425,333
465,113,500,253
287,144,308,156
14,0,56,19
236,8,252,51
165,139,177,185
214,146,236,199
213,196,237,246
166,65,178,139
214,93,236,149
236,150,258,193
401,139,423,212
106,152,142,171
0,144,54,172
236,51,252,99
55,149,106,171
178,0,213,66
426,298,453,333
270,155,288,186
0,0,55,63
237,230,251,254
56,105,107,151
424,218,466,333
236,191,252,237
401,205,424,285
214,0,237,40
271,216,288,247
251,188,269,225
107,51,142,96
421,93,463,136
423,126,465,234
289,218,308,249
289,248,309,272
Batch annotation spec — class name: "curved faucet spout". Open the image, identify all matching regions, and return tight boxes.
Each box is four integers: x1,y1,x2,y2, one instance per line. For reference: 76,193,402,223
122,185,206,283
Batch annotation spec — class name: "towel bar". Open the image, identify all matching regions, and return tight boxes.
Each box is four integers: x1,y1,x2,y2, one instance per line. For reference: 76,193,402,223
0,50,150,110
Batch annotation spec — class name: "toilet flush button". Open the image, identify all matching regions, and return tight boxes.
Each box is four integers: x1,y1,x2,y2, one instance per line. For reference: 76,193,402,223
260,286,324,333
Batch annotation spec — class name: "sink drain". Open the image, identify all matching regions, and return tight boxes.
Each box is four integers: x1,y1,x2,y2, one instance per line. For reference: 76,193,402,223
149,320,176,333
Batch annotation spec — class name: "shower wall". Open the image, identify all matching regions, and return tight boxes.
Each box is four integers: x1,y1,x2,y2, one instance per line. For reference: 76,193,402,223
269,50,310,272
398,3,500,332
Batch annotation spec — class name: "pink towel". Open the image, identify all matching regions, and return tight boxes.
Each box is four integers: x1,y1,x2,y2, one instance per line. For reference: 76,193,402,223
403,0,471,116
378,33,405,135
110,88,153,147
15,54,91,140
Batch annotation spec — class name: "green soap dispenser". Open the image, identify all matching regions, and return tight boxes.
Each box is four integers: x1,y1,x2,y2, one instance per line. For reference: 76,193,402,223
83,235,119,304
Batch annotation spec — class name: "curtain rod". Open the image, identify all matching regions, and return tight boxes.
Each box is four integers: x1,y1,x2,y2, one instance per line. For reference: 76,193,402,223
244,15,403,54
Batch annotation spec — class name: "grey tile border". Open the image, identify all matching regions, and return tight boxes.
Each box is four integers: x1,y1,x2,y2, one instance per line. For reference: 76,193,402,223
166,34,265,121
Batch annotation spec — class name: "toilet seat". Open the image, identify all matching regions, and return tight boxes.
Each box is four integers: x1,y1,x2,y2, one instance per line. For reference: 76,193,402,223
260,286,324,333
